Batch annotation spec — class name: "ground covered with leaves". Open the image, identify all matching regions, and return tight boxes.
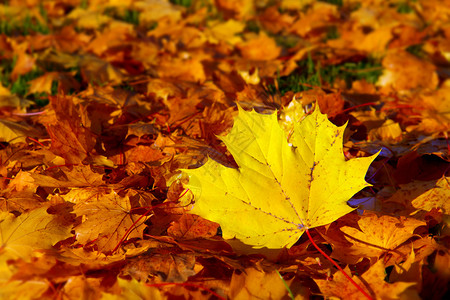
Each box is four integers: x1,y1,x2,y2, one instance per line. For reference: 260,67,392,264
0,0,449,299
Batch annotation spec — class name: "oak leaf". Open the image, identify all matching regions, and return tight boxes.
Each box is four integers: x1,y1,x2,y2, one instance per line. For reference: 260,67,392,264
180,105,378,249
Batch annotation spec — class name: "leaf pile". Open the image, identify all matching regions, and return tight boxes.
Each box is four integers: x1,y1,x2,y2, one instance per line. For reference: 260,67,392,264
0,0,449,299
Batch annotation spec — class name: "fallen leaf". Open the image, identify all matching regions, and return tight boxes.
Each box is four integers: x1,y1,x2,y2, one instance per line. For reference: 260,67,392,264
351,109,403,142
31,165,105,188
377,49,438,93
0,206,72,260
385,177,450,214
411,86,450,134
315,259,417,300
10,41,36,81
207,19,245,45
102,278,165,300
39,95,98,164
167,213,219,240
0,280,49,300
340,213,426,261
61,276,103,300
229,267,308,300
411,177,450,214
123,252,197,283
236,32,281,61
215,0,254,20
390,248,423,290
180,105,378,248
0,119,38,143
73,190,149,253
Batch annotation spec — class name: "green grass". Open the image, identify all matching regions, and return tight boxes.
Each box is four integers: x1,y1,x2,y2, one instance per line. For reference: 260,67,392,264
268,54,383,95
0,14,49,36
10,70,43,96
0,57,57,107
104,8,140,26
31,81,58,107
325,26,340,41
322,59,383,86
397,2,413,14
318,0,343,6
122,9,140,25
246,20,260,33
406,44,425,58
0,58,15,88
275,34,300,49
1,58,43,97
80,0,89,9
170,0,192,7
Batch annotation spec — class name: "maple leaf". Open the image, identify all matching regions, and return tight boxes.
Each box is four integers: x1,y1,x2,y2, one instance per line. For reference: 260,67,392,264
72,190,149,253
0,206,72,261
40,95,97,164
314,259,417,300
180,105,378,249
0,280,48,300
229,266,309,299
0,119,38,144
101,278,166,299
339,213,426,262
123,252,197,283
167,213,219,240
31,165,105,188
386,177,450,214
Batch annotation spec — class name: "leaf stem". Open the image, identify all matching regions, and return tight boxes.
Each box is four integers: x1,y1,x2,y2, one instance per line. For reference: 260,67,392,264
305,229,374,300
276,270,294,300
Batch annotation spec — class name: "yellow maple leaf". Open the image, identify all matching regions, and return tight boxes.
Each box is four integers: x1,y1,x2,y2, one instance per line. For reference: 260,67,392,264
180,105,378,249
101,278,165,300
0,280,48,300
229,266,309,299
0,119,38,144
0,206,72,260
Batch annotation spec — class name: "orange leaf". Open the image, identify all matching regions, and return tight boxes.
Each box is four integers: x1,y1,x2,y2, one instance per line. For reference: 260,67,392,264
315,260,417,300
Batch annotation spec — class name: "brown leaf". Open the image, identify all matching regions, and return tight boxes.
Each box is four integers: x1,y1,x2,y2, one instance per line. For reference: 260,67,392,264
40,95,97,164
123,252,198,283
315,260,417,300
168,213,219,240
73,190,148,253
